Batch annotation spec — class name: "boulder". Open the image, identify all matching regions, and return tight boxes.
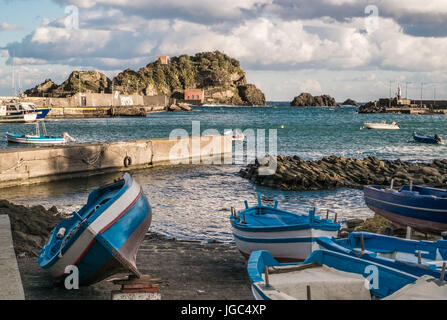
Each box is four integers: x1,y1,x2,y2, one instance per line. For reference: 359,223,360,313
291,93,337,107
342,99,358,106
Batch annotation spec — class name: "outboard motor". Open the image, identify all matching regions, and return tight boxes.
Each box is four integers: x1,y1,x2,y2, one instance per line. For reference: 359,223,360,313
435,134,442,143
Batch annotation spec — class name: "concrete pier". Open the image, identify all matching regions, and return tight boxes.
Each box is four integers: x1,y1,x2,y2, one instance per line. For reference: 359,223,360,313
0,215,25,300
0,135,232,188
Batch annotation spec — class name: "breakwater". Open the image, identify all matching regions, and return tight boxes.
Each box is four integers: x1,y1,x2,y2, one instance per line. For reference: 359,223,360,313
240,155,447,191
0,135,232,188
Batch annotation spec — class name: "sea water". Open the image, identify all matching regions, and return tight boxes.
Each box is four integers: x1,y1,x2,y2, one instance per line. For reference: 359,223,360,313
1,104,446,241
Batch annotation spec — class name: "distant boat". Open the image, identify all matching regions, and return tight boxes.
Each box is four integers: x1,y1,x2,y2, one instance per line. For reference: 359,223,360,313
232,129,245,141
4,102,51,120
0,105,37,123
231,193,340,262
362,121,400,130
413,132,443,144
247,249,433,300
317,232,447,280
364,185,447,234
5,120,75,145
38,173,151,286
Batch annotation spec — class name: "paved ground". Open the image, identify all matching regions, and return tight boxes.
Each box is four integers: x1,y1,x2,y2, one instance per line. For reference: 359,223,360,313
17,233,253,300
0,215,25,300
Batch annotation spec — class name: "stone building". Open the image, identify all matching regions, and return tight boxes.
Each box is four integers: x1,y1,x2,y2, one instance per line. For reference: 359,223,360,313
156,56,170,64
184,89,204,103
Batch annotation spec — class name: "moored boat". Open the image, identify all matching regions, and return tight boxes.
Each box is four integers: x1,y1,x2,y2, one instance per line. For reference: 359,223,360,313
5,101,51,120
248,249,428,300
316,232,447,280
0,105,37,123
38,173,151,285
362,121,400,130
363,185,447,234
5,120,75,145
413,132,443,144
230,193,340,262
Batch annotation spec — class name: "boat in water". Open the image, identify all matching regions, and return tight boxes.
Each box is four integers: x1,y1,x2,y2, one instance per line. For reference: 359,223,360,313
247,249,439,300
0,105,37,123
316,232,447,280
364,185,447,234
413,132,443,144
38,173,151,286
362,121,400,130
230,193,340,262
5,101,51,120
5,120,75,145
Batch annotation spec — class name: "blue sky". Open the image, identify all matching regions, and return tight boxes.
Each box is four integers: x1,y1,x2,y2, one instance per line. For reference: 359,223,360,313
1,0,447,101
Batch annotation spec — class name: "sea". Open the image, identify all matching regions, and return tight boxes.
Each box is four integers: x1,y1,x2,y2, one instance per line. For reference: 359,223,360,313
2,102,446,241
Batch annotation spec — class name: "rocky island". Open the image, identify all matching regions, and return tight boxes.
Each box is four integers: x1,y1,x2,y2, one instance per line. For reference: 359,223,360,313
25,51,266,106
290,93,337,107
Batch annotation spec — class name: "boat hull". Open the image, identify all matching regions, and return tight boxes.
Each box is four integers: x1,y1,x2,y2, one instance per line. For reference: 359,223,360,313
364,185,447,234
363,123,400,130
39,174,151,285
232,226,337,262
6,133,66,145
0,113,37,123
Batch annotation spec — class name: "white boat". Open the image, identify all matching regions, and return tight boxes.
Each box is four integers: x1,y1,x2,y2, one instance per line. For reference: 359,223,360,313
0,105,37,123
362,121,400,130
225,129,245,141
5,120,75,145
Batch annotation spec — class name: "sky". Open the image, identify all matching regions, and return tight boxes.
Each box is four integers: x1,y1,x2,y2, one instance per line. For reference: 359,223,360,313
1,0,447,102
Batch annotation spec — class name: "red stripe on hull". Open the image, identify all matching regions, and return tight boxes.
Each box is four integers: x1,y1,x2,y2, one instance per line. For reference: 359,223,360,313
369,206,447,235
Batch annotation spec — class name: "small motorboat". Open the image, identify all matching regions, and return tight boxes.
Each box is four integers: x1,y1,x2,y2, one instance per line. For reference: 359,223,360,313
5,102,51,120
230,193,340,262
247,249,437,300
413,132,443,144
232,129,245,141
316,232,447,280
362,121,400,130
38,173,152,285
363,185,447,234
5,120,75,145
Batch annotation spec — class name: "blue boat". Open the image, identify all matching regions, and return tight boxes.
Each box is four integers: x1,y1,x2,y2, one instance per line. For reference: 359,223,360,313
231,193,340,262
364,185,447,234
5,102,51,120
5,121,74,145
248,249,425,300
413,132,443,144
316,232,447,280
38,173,151,286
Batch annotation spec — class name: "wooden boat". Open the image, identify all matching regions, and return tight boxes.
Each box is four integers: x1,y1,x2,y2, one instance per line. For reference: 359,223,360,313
0,105,37,123
5,120,75,145
362,121,400,130
38,173,151,286
364,185,447,234
413,132,443,144
316,232,447,280
247,249,444,300
231,193,340,262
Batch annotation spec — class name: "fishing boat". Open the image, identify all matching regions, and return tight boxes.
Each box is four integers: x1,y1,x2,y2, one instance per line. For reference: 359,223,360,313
232,129,245,141
5,120,75,145
5,101,51,120
0,105,37,123
362,121,400,130
413,132,443,144
247,249,446,300
38,173,151,286
316,232,447,280
230,193,340,262
364,184,447,234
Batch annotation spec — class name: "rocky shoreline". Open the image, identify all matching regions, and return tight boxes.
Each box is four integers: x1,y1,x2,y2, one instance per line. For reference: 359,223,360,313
240,155,447,191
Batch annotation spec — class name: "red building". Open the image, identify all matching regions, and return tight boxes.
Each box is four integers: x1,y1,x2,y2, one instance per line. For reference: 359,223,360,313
184,89,204,103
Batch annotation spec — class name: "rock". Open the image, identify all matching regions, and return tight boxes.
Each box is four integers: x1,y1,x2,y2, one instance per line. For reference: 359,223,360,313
357,101,385,113
168,104,182,111
346,218,365,229
354,214,392,234
291,93,337,107
238,84,266,106
178,103,192,111
342,99,358,106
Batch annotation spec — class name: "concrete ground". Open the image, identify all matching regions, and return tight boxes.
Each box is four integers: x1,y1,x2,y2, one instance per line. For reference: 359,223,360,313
0,215,25,300
17,233,253,300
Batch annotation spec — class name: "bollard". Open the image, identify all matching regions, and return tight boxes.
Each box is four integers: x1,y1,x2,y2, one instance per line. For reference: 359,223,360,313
390,179,394,190
441,263,446,282
306,285,311,300
264,266,270,287
326,210,329,220
360,233,365,252
418,250,422,264
406,226,412,239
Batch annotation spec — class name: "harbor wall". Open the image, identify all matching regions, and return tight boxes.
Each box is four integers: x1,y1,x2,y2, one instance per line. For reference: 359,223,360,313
0,135,233,188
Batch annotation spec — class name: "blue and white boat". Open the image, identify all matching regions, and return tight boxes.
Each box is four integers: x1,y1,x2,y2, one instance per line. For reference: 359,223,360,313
317,232,447,280
5,120,75,145
38,173,151,286
5,102,51,120
231,193,340,262
364,185,447,234
413,132,443,144
247,249,445,300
